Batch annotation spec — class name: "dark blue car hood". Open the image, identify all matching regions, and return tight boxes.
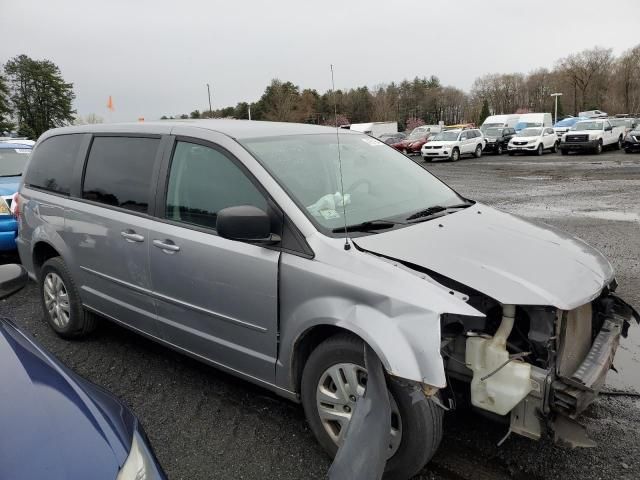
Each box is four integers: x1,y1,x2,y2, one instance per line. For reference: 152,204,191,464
0,318,134,480
0,176,20,196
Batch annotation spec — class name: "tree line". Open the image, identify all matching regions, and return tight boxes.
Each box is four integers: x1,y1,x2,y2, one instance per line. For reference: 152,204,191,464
171,44,640,130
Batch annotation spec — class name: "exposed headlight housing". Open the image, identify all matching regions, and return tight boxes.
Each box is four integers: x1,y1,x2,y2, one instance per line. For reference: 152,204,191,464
117,432,156,480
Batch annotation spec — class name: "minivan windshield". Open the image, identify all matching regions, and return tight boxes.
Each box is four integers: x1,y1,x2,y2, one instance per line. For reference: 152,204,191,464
573,121,603,131
516,128,542,137
0,147,31,176
431,131,460,141
241,133,464,234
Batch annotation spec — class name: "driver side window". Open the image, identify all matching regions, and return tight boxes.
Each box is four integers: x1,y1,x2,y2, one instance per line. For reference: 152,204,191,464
165,141,267,230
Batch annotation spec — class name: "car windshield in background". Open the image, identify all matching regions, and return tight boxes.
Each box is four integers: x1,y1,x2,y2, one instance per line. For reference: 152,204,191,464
432,131,459,141
483,128,503,137
554,118,579,127
0,147,31,176
517,128,542,137
574,121,603,130
240,133,463,233
407,129,426,140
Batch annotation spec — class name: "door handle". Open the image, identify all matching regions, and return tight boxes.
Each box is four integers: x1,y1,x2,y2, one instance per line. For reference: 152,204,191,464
121,230,145,243
153,239,180,253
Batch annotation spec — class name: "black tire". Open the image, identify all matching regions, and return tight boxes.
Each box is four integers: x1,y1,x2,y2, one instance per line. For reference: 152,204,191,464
616,136,623,150
496,144,503,155
301,334,443,480
39,257,97,338
551,141,558,153
474,144,483,158
451,148,460,162
508,152,515,156
594,140,603,154
560,149,568,155
624,149,631,154
536,143,544,156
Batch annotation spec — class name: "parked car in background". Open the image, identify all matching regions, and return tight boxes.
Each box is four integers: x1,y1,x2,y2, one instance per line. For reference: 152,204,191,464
15,120,639,479
514,113,552,132
379,132,406,145
0,138,36,146
553,116,589,138
508,127,558,155
392,125,439,155
349,122,398,138
421,128,484,161
0,141,32,251
623,126,640,153
482,127,516,155
0,264,166,480
480,114,519,132
579,109,608,118
609,117,636,136
560,119,625,155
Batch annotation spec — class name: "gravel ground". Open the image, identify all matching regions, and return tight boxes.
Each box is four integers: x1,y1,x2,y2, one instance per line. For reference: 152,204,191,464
2,148,639,480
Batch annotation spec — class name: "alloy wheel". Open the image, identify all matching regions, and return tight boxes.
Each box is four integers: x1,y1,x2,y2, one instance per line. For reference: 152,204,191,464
43,272,70,328
316,362,402,457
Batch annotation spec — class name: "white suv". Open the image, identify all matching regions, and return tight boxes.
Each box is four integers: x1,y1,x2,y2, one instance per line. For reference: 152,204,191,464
421,128,484,161
508,127,559,155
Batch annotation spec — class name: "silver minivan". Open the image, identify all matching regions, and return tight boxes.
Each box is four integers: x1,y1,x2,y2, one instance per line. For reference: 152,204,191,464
17,120,638,479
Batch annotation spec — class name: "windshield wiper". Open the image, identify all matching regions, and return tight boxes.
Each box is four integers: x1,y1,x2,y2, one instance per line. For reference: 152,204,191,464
331,219,406,233
406,203,471,222
0,173,22,177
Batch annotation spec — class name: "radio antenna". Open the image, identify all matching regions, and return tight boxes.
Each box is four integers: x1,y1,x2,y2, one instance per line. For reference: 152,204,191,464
331,64,351,251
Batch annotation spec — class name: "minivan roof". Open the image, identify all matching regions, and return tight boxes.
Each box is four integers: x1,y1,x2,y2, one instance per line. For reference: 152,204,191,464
39,119,348,141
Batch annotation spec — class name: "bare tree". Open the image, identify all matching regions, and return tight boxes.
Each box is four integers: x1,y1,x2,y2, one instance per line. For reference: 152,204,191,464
557,47,614,113
612,45,640,113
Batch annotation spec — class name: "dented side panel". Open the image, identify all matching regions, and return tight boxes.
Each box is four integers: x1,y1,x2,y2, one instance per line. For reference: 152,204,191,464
276,238,484,392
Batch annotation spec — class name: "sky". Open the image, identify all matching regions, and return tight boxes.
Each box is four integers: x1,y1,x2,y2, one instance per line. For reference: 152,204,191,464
2,0,640,122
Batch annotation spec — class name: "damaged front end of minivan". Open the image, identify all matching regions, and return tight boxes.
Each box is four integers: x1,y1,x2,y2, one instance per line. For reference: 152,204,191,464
439,279,638,447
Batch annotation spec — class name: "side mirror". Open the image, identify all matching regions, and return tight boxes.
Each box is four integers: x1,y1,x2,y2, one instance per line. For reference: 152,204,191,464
216,205,280,245
0,264,28,300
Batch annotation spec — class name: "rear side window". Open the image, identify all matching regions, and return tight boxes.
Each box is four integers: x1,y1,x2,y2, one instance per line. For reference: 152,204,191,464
82,136,159,213
24,134,83,194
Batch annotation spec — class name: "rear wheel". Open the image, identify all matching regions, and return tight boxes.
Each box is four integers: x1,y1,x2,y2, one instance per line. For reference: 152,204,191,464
474,144,483,158
560,149,568,155
496,144,503,155
301,334,443,480
451,148,460,162
40,257,97,338
616,136,623,150
551,141,558,153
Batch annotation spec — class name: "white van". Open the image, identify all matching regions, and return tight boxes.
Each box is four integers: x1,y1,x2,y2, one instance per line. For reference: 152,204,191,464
515,113,552,132
481,114,519,131
349,122,398,138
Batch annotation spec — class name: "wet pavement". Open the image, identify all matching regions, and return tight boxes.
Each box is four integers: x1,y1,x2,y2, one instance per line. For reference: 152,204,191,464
2,148,639,479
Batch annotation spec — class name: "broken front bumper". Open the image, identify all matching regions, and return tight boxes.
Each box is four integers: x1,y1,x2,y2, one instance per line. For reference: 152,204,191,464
551,296,639,417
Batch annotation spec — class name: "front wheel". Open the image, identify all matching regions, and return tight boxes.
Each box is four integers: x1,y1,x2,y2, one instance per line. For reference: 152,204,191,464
496,144,503,155
536,143,544,156
40,257,97,338
451,148,460,162
560,149,568,155
594,140,603,154
474,144,483,158
301,334,443,480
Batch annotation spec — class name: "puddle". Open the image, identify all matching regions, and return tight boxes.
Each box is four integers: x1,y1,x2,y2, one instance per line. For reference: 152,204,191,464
577,210,640,222
606,322,640,392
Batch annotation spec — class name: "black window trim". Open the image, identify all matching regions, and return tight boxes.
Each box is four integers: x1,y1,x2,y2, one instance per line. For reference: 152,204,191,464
76,132,168,218
153,135,314,259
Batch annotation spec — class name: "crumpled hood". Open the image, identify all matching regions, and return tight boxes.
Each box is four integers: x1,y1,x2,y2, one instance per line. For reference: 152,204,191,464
0,318,131,480
354,204,614,310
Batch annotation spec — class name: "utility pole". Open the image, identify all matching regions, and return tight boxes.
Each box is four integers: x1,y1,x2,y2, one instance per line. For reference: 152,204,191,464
248,105,252,120
551,93,563,124
207,84,213,117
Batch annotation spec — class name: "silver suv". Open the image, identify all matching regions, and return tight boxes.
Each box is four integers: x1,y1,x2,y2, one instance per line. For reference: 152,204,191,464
17,120,638,479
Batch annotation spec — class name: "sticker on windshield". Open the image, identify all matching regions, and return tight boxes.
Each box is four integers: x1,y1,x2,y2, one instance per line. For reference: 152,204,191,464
14,149,31,154
319,209,341,220
361,137,384,146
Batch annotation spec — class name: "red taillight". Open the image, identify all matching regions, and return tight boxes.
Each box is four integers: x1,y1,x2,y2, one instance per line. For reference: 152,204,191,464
11,192,20,219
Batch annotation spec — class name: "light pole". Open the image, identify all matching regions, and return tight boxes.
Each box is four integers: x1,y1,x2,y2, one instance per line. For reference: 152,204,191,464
207,84,213,117
550,93,563,124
